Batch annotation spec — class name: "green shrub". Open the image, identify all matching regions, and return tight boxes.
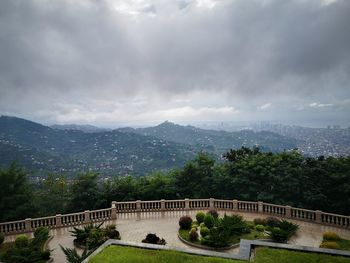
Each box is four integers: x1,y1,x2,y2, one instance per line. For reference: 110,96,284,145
206,226,231,247
221,214,250,235
189,228,198,241
255,224,265,232
207,209,219,219
41,250,51,260
34,227,49,238
200,226,210,237
87,228,106,249
0,233,4,245
320,241,340,249
200,235,211,246
179,216,193,230
323,231,340,241
204,214,215,228
105,225,120,239
191,222,198,230
199,222,205,228
247,221,255,229
266,217,281,228
269,227,288,243
15,235,29,248
32,227,49,248
142,233,166,245
254,218,267,226
196,212,206,224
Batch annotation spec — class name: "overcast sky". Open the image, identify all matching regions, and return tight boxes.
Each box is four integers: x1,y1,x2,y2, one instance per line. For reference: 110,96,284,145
0,0,349,127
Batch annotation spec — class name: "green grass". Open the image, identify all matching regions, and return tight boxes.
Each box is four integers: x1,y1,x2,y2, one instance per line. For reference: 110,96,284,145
254,247,350,263
88,245,243,263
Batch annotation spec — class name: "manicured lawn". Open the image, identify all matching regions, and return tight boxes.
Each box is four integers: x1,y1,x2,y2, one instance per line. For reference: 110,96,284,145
88,245,243,263
254,247,350,263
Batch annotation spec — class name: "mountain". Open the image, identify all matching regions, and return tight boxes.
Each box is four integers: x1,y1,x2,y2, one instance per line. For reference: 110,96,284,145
118,121,298,153
51,124,111,133
0,116,198,176
0,116,298,177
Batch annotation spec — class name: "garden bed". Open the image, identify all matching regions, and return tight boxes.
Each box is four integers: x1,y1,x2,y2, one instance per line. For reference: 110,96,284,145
320,232,350,251
178,211,298,250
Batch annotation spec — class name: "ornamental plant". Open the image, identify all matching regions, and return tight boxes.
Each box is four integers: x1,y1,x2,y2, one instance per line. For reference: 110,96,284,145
179,216,193,230
204,214,215,228
196,212,206,224
189,228,199,241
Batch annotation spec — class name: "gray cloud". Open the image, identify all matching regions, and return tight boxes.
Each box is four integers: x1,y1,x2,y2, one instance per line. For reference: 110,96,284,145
0,0,349,127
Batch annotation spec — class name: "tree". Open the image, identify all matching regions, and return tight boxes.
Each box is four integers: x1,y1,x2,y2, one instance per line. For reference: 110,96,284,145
0,162,35,221
68,172,101,212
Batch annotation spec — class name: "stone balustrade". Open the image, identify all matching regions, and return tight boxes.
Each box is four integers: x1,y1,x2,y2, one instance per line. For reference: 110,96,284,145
1,198,349,235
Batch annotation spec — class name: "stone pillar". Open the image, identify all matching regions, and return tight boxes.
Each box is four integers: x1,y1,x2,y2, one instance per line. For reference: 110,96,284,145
111,201,117,220
209,198,215,209
160,199,165,211
233,199,238,211
185,198,190,210
55,214,62,228
258,201,264,213
315,210,322,223
84,210,90,224
136,200,141,212
285,206,292,218
25,218,32,232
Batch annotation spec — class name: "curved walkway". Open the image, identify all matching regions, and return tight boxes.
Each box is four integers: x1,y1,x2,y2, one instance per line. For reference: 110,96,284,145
5,210,350,263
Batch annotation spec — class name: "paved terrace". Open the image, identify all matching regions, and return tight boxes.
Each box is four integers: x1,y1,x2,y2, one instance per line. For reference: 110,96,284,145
2,199,350,262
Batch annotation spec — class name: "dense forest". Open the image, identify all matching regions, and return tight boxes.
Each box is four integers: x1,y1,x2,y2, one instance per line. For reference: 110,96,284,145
1,147,349,222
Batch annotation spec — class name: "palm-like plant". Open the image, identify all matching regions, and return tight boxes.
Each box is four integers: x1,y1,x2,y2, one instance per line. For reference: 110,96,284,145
60,245,93,263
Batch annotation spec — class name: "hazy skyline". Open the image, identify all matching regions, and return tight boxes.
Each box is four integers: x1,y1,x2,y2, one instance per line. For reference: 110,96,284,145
0,0,349,128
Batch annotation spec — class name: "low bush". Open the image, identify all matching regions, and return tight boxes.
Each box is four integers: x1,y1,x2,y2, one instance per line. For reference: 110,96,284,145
3,228,51,263
221,214,250,235
196,212,206,224
105,225,121,239
207,209,219,219
204,214,215,228
34,226,49,238
32,227,49,247
41,250,51,260
268,220,298,243
191,223,198,230
0,233,4,245
320,241,340,249
266,217,281,228
15,235,29,248
87,228,106,249
323,231,340,241
200,226,210,238
189,228,199,241
200,222,205,228
142,233,166,245
254,218,267,226
255,224,265,232
179,216,193,230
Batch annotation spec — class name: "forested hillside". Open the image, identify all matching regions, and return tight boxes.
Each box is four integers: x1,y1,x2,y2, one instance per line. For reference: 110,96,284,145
120,121,298,153
1,148,349,222
0,116,298,176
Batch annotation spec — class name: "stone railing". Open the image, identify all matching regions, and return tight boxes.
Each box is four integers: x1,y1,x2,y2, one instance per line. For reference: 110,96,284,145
1,198,349,235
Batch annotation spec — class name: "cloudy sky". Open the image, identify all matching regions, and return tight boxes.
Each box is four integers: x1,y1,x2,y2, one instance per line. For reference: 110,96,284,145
0,0,349,127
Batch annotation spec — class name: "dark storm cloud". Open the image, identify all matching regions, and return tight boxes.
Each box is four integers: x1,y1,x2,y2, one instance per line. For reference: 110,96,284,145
0,0,349,126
